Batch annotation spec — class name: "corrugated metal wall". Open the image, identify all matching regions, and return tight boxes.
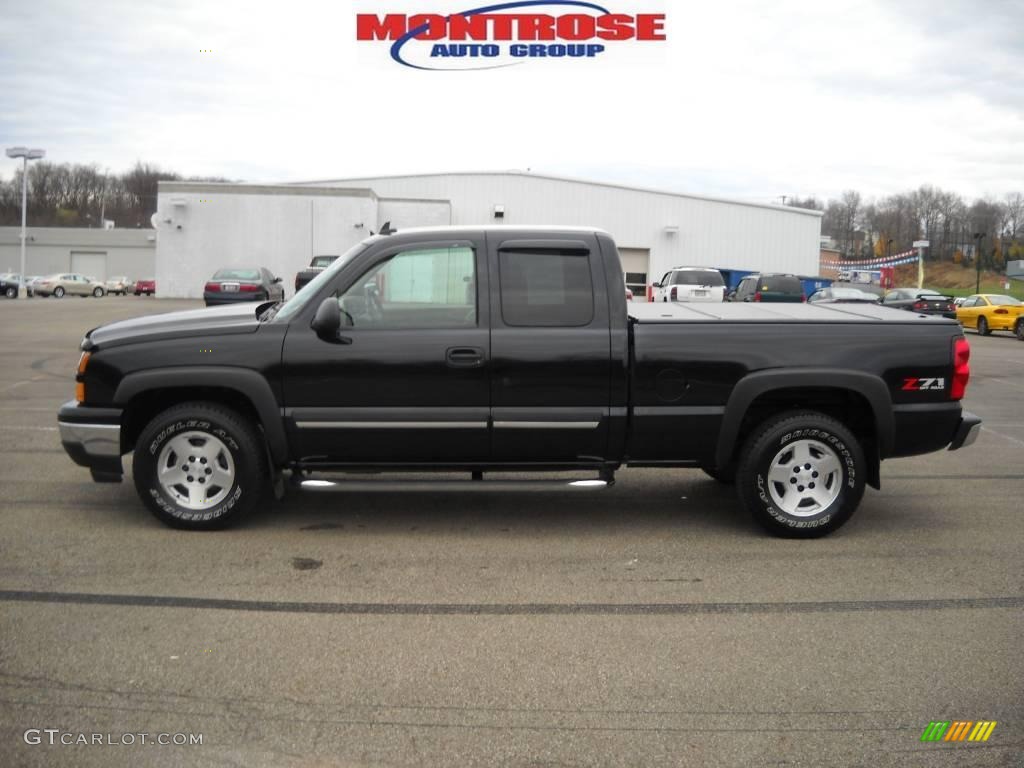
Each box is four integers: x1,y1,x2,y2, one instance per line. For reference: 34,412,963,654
306,173,823,281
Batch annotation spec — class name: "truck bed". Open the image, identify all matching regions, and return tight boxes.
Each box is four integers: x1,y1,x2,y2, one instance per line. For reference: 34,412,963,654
628,302,957,324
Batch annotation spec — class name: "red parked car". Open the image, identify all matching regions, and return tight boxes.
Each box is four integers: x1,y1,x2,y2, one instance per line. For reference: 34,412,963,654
134,278,155,296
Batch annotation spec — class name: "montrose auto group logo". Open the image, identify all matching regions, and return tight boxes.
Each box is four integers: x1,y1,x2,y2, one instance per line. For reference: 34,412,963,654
356,1,666,70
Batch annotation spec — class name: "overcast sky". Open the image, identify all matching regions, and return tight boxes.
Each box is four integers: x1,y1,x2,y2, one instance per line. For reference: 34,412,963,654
1,0,1021,204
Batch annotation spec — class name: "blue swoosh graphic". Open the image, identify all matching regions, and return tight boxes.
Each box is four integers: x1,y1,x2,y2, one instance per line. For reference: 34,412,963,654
390,0,612,71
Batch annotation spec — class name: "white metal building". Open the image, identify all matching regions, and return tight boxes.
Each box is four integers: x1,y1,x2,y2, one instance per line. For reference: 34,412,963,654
0,227,155,282
154,172,822,299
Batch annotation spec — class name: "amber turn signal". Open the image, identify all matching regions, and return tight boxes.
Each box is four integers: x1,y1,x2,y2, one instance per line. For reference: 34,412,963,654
77,351,91,375
75,381,86,403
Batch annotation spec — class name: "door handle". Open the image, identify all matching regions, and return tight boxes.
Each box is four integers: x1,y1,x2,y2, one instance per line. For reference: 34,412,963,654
446,347,485,368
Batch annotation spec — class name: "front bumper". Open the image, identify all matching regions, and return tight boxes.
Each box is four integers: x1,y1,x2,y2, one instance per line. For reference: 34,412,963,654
948,411,982,451
57,400,124,481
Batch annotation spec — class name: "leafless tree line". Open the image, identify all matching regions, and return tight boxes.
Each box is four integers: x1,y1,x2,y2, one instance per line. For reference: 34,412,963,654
0,162,228,230
788,187,1024,270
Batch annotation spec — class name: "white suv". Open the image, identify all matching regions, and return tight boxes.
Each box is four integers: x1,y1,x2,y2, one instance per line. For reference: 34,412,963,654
652,267,726,302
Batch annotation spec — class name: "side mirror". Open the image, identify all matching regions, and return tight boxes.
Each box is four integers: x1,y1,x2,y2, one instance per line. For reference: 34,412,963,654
651,282,662,289
743,296,753,302
273,276,282,283
311,297,341,338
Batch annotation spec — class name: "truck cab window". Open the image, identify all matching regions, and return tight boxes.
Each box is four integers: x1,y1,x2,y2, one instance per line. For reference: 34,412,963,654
337,246,476,329
499,250,594,327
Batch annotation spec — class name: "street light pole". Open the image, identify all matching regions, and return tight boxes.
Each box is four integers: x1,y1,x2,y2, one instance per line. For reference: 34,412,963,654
973,232,985,295
5,146,46,298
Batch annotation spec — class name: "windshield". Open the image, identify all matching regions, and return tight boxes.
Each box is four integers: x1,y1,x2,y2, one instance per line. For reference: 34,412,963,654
832,288,875,299
274,241,368,321
986,295,1022,306
213,268,261,280
761,275,802,293
672,269,724,286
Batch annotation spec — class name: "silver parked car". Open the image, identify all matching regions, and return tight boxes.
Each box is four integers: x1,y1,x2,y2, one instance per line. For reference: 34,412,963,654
32,273,106,298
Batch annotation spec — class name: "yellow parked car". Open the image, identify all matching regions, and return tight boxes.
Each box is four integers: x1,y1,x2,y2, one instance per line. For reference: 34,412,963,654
956,294,1024,336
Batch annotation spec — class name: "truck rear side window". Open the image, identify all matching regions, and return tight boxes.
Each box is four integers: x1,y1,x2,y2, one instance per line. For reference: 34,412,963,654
499,251,594,327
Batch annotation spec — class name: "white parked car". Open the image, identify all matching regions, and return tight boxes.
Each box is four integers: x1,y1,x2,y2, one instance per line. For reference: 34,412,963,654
652,267,726,302
105,275,131,295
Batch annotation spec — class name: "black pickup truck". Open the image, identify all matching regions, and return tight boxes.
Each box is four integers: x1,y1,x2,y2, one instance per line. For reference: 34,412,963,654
294,255,338,293
58,226,980,537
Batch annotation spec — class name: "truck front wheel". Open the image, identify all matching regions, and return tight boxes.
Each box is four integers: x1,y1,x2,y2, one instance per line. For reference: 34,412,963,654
736,411,865,538
132,402,268,530
701,465,735,484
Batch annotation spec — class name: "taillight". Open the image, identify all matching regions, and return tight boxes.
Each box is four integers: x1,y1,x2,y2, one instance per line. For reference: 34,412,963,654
946,303,954,312
205,282,221,292
239,283,260,292
753,292,762,302
670,286,677,301
951,337,970,400
913,300,927,311
800,294,807,303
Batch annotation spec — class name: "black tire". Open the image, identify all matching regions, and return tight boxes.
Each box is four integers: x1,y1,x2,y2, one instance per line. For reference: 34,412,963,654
132,402,268,530
1016,319,1024,341
54,286,65,298
977,316,990,336
4,286,15,298
736,411,866,538
701,465,735,485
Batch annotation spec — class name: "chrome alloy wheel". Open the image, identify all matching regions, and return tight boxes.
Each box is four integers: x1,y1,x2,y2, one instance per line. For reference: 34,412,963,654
765,438,843,517
156,431,235,510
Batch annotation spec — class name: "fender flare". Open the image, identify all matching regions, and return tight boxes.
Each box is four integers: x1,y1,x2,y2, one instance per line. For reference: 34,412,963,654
114,366,288,464
715,368,894,469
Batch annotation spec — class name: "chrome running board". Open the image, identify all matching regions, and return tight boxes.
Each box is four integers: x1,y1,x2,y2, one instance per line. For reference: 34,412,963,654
296,476,611,493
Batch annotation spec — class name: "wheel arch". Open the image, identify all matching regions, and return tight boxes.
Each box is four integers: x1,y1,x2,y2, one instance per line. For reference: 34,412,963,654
716,369,893,488
115,367,288,464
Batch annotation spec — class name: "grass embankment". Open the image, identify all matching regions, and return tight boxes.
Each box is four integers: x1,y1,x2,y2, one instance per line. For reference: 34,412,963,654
891,261,1024,299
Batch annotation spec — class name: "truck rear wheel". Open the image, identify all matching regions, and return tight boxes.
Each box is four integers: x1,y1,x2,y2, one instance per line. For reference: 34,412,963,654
132,402,267,530
736,411,865,538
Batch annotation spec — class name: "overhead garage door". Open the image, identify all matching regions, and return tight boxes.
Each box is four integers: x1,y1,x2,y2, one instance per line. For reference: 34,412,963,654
619,248,650,301
71,252,107,282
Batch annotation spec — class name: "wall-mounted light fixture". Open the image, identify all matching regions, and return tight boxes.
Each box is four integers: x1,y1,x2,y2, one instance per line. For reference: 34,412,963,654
493,205,505,219
664,225,679,235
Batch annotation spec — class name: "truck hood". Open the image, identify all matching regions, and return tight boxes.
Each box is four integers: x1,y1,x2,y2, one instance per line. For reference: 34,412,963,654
86,302,267,349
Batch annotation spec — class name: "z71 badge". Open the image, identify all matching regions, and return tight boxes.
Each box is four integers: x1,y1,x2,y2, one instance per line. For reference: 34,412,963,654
902,377,946,391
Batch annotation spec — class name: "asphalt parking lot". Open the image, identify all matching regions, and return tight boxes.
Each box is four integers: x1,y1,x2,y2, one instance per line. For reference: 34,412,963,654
0,297,1021,767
